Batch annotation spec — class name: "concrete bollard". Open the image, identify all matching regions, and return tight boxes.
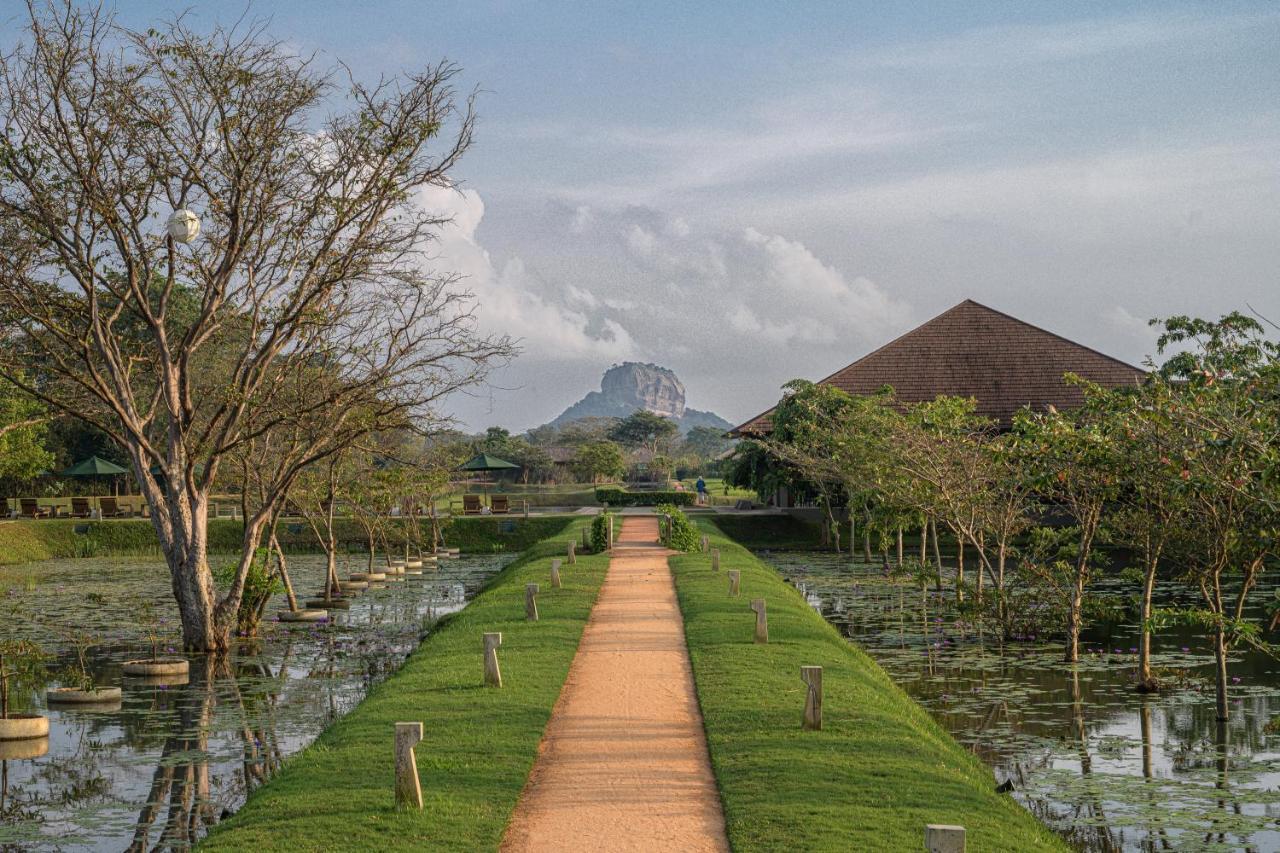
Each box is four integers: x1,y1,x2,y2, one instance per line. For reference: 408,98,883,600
484,632,503,687
925,824,965,852
801,665,823,730
607,515,614,549
751,598,768,643
550,558,562,588
526,583,540,621
582,527,590,550
711,548,720,572
394,722,424,810
700,535,709,553
567,541,576,565
728,570,741,597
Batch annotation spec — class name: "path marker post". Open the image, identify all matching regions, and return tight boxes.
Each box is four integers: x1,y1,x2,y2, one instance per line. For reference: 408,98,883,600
526,583,540,621
550,558,562,588
567,540,576,564
700,535,709,553
801,665,823,730
711,548,720,572
582,527,590,551
484,632,503,687
607,515,614,550
751,598,768,643
728,570,741,597
925,824,965,852
394,722,424,810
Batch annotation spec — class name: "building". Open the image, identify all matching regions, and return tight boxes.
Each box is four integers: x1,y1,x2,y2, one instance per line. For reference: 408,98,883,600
732,299,1146,437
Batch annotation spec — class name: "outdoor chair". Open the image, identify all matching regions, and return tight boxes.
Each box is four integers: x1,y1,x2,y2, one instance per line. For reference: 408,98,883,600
19,498,51,519
0,497,13,518
69,497,93,518
100,497,130,518
462,494,483,515
491,495,510,514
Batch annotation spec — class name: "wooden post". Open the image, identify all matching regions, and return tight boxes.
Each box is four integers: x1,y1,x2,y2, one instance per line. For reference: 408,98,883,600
700,535,709,553
582,526,590,551
751,598,768,644
394,722,424,810
525,583,539,621
607,515,614,550
925,824,966,852
801,665,823,730
550,558,562,589
483,632,503,687
711,548,720,572
567,540,576,564
728,570,740,597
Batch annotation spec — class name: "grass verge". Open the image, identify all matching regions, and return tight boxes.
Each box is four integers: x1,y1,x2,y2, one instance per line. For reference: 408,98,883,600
670,519,1068,852
198,519,607,852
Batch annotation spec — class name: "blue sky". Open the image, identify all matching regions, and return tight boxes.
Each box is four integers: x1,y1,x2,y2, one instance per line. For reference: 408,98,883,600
14,2,1280,430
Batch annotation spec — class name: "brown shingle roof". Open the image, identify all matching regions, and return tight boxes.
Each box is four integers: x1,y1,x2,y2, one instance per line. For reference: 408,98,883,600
732,299,1146,434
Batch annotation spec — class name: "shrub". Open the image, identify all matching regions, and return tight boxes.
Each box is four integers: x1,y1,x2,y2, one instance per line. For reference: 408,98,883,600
590,512,616,552
595,488,694,507
655,503,701,552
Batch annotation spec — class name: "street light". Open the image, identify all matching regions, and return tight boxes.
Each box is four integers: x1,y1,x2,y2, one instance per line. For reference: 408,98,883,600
166,209,201,243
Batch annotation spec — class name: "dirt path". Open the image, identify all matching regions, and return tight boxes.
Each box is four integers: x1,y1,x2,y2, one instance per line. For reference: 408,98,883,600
501,516,729,853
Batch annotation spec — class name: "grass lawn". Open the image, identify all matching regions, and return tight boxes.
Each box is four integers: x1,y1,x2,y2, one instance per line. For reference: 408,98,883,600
671,519,1068,852
199,519,608,852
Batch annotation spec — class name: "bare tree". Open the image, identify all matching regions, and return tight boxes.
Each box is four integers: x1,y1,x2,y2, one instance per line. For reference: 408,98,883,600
0,3,512,650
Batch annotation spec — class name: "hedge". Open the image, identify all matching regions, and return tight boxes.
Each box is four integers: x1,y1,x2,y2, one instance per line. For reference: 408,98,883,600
594,488,694,506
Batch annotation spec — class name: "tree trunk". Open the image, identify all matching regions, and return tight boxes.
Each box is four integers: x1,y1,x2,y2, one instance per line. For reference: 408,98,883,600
1065,573,1083,663
863,529,871,562
1136,559,1160,692
955,535,965,605
930,520,943,592
271,532,299,612
895,527,903,568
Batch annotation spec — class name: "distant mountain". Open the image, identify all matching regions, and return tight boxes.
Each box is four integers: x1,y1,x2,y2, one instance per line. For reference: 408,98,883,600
547,362,732,435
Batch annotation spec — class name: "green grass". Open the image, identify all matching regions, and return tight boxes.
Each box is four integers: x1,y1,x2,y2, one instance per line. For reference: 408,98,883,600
199,519,608,852
672,519,1067,852
706,514,824,550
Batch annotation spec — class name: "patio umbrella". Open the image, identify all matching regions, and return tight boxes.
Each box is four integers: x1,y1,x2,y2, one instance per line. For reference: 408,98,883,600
456,453,520,493
60,455,129,496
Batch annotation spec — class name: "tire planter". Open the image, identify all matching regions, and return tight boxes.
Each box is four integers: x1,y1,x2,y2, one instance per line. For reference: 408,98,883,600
123,658,190,678
277,609,328,623
0,735,49,760
338,580,369,592
0,714,49,742
46,686,122,706
349,572,386,582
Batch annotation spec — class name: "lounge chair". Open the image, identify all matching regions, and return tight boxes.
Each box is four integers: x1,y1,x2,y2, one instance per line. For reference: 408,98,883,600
491,495,510,514
19,499,51,519
462,494,483,515
100,497,131,518
69,497,93,518
0,497,13,518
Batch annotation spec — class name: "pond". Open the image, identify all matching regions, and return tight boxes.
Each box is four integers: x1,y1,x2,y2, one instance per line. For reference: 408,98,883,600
760,551,1280,853
0,551,514,852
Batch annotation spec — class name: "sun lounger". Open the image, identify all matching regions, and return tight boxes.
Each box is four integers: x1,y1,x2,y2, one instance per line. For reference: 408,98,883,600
463,494,483,515
100,497,131,518
69,497,93,518
491,495,510,514
19,498,51,519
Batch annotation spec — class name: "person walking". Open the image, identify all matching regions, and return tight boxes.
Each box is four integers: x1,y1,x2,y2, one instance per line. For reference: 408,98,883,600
695,475,707,506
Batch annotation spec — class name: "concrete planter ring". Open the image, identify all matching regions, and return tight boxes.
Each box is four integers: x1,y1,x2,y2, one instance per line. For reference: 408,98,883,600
349,572,386,582
338,580,369,592
0,734,49,760
306,597,351,610
0,713,50,741
46,686,123,706
278,609,328,623
122,658,190,678
406,559,424,569
132,672,189,687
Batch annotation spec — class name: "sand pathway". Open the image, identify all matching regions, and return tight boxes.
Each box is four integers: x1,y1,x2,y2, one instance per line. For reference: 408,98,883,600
501,516,729,853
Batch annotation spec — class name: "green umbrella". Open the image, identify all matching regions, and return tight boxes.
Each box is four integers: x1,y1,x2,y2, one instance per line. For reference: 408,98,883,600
60,456,128,477
456,453,520,472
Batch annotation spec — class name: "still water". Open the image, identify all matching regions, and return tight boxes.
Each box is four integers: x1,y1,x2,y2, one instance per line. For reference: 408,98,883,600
761,551,1280,853
0,552,513,852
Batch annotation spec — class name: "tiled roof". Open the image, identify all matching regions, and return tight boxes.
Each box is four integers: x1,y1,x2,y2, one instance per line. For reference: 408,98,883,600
732,299,1146,434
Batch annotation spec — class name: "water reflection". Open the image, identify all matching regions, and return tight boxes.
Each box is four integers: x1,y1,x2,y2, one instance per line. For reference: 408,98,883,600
763,551,1280,853
0,553,511,851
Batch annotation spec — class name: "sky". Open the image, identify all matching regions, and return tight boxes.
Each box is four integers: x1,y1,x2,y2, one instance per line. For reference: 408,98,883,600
14,2,1280,431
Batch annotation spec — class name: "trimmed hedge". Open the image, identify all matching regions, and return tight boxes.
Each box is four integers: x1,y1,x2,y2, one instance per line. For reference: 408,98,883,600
594,488,694,507
0,515,576,565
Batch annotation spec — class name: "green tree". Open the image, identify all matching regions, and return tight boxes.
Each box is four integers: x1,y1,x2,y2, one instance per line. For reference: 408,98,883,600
682,425,733,460
0,374,53,482
572,441,625,484
609,410,679,455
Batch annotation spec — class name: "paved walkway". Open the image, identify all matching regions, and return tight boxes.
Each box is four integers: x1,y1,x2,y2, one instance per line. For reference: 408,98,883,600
501,516,729,853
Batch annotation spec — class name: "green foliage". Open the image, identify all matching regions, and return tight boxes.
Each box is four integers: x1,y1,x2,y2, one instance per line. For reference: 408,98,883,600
656,502,701,552
590,512,615,552
214,548,281,635
200,521,610,851
608,409,678,453
594,488,693,506
0,373,54,483
570,440,625,483
0,594,46,718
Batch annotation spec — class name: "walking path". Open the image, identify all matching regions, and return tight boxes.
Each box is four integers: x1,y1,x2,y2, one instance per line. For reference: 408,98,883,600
501,516,729,853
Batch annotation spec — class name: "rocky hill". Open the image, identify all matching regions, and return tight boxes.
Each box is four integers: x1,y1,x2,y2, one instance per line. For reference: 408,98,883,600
548,362,731,434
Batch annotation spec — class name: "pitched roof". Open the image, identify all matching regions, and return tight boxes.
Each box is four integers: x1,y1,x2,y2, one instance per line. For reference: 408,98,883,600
732,299,1146,434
